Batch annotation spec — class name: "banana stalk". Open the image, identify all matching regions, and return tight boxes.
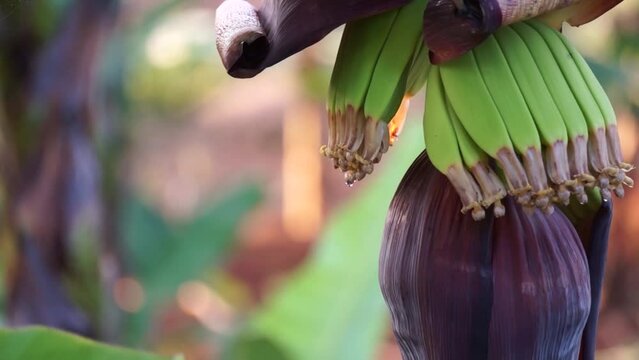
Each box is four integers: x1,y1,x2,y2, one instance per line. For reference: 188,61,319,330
215,0,410,78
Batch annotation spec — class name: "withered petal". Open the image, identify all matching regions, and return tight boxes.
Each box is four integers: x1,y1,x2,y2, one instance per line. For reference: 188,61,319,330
215,0,410,78
380,151,591,359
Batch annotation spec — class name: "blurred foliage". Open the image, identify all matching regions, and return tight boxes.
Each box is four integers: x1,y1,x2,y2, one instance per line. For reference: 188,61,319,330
121,184,262,345
124,6,224,116
1,0,638,358
225,123,423,360
0,327,175,360
127,61,223,116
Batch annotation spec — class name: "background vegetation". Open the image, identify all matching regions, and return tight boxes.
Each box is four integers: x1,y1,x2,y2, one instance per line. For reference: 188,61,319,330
0,0,638,359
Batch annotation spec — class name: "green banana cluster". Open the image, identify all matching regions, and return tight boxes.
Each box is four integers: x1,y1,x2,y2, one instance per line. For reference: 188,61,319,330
320,0,430,185
424,20,634,220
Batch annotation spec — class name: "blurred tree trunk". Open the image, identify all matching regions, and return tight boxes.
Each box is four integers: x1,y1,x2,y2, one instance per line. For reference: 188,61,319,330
0,0,119,337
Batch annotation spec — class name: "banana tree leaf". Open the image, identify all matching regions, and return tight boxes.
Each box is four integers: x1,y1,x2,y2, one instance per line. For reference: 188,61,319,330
121,184,262,344
0,326,175,360
229,122,424,360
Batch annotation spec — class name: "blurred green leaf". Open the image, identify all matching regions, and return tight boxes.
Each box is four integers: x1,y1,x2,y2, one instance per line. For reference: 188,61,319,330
0,326,171,360
228,122,424,360
587,57,627,90
121,195,172,279
121,184,262,344
225,333,292,360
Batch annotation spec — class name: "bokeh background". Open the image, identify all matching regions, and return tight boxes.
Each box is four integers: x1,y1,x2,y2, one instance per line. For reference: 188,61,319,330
0,0,638,359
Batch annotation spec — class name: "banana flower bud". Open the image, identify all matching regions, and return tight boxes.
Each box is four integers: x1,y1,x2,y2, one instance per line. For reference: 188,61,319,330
380,151,613,359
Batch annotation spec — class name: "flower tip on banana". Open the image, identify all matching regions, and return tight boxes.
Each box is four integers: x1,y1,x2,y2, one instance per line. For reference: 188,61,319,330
471,207,486,221
321,109,391,185
493,201,506,218
215,0,269,78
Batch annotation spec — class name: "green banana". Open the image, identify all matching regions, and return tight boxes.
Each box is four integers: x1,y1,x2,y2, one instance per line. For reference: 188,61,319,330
512,21,593,204
493,25,574,205
527,20,634,200
473,35,553,211
556,25,635,195
363,0,426,123
424,67,485,220
323,15,632,219
406,37,431,97
387,36,432,146
321,0,428,185
448,98,507,217
439,47,532,205
324,11,397,179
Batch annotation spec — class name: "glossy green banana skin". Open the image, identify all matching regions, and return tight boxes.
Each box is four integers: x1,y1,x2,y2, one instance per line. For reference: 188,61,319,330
424,67,485,220
440,45,532,204
528,20,633,199
364,0,428,123
322,0,430,185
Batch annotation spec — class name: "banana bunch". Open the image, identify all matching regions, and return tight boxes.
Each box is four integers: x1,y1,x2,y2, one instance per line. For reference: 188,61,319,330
424,20,634,220
320,0,430,185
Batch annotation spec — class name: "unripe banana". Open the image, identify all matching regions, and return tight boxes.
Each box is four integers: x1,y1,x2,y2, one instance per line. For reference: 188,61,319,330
511,21,592,204
493,26,574,205
526,20,630,200
321,0,427,185
338,13,398,113
473,35,553,211
406,38,431,97
555,25,634,196
448,99,507,217
387,35,432,147
364,0,427,123
424,67,485,220
439,48,532,204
